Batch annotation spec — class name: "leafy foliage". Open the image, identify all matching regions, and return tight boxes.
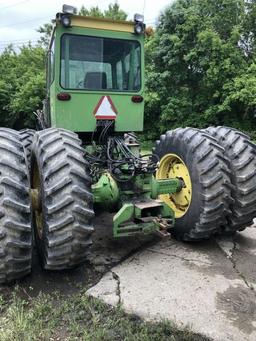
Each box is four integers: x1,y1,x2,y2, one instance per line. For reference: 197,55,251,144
0,46,45,129
80,3,127,20
37,23,53,48
146,0,256,137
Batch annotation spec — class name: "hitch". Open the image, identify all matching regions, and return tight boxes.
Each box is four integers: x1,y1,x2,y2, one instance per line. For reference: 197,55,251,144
92,172,182,238
113,200,174,238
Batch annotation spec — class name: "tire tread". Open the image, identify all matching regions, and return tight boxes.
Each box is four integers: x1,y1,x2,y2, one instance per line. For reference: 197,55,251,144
32,128,94,270
205,126,256,232
154,127,232,240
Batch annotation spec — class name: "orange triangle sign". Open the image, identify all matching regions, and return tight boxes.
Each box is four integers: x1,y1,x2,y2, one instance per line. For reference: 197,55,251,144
93,96,118,120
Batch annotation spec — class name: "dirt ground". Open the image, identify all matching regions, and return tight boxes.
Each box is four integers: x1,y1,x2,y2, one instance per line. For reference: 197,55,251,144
0,212,157,299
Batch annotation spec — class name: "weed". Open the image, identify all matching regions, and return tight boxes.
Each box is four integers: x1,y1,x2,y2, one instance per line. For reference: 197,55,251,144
0,290,209,341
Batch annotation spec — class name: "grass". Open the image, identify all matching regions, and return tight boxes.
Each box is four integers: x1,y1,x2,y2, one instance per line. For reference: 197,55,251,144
0,287,209,341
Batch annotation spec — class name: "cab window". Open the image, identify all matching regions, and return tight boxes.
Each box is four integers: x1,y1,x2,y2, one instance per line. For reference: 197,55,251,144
60,34,141,91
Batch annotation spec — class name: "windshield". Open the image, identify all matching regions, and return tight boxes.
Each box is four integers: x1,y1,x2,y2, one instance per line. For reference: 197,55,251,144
60,34,141,92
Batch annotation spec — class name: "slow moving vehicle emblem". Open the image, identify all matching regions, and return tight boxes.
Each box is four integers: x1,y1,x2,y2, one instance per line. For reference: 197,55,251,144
93,96,118,120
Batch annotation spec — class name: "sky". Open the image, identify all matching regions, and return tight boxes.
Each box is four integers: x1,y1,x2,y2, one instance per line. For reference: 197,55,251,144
0,0,173,51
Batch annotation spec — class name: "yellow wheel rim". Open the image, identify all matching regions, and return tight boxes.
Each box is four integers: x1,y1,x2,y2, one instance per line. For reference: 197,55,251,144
156,153,192,218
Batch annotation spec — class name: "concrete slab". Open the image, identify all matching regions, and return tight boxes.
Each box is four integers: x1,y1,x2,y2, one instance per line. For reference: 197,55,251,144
232,227,256,290
87,228,256,341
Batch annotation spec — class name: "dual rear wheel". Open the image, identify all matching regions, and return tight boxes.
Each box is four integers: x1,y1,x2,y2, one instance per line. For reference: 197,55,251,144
154,127,256,240
205,127,256,233
0,126,255,283
155,128,232,240
0,128,32,283
31,128,94,270
0,128,94,284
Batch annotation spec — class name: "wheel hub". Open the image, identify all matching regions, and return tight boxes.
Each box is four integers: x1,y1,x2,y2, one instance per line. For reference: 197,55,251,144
156,153,192,218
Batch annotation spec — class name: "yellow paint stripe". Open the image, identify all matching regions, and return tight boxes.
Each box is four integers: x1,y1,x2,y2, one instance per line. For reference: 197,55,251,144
71,16,134,33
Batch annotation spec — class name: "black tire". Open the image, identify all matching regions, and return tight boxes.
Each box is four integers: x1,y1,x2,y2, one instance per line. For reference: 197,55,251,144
0,128,32,283
19,129,36,166
205,126,256,232
31,128,94,270
154,127,233,241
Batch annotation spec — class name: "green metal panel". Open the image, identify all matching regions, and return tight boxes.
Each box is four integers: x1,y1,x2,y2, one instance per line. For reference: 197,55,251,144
49,24,145,132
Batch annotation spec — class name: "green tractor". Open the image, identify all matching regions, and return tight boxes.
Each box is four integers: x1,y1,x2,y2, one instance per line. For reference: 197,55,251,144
1,5,256,283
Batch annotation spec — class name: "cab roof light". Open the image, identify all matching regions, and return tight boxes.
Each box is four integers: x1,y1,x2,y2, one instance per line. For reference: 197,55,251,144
134,14,144,23
56,4,76,27
61,15,71,27
62,4,77,15
134,13,145,35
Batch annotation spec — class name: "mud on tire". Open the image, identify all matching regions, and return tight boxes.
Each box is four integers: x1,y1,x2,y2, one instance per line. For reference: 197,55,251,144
31,128,94,270
154,127,233,241
205,126,256,233
0,128,32,283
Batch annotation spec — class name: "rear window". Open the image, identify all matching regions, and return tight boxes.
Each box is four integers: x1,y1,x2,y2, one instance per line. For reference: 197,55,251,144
60,34,141,92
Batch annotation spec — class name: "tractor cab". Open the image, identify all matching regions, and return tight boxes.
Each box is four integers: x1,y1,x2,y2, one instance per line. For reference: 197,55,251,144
45,5,145,137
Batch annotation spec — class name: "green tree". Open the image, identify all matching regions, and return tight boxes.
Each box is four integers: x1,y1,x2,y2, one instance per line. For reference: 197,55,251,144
0,46,45,128
37,23,53,48
80,3,127,20
146,0,256,137
79,5,104,17
104,3,127,20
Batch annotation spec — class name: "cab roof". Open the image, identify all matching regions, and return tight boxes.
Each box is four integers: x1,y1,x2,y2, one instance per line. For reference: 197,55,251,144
56,13,135,33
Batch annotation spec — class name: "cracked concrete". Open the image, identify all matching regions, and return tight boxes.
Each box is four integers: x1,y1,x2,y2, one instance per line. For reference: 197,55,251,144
87,271,119,306
87,224,256,341
111,271,121,305
216,232,255,290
